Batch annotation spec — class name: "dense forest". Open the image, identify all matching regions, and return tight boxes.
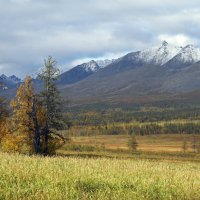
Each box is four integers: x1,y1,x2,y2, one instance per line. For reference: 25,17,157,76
65,102,200,136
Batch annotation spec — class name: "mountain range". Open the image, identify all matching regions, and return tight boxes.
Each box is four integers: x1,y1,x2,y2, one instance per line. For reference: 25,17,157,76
0,74,21,89
1,41,200,104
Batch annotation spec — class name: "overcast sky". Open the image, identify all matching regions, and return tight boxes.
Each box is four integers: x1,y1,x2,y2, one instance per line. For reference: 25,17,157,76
0,0,200,78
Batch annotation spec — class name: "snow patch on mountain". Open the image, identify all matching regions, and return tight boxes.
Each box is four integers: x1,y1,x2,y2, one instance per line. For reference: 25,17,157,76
0,74,21,86
173,44,200,64
96,59,115,68
80,59,115,72
0,74,7,80
81,60,100,72
8,75,22,84
138,41,183,65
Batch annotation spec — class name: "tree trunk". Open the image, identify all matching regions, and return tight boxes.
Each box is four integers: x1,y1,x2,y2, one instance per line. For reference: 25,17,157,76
42,126,49,155
32,97,40,154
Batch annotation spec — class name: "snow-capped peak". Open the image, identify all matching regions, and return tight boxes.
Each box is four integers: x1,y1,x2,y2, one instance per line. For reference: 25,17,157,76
80,59,115,72
8,75,21,83
0,74,21,83
0,74,8,80
81,60,100,72
96,59,115,68
138,41,182,65
176,44,200,63
162,41,168,46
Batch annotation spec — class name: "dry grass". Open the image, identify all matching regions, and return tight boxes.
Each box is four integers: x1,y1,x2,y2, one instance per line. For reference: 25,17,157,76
70,134,200,152
0,152,199,200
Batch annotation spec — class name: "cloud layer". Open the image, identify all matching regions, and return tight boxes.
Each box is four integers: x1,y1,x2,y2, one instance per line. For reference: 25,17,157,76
0,0,200,77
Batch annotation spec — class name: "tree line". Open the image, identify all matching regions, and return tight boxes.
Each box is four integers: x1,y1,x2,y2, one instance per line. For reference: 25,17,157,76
0,57,65,155
66,105,200,126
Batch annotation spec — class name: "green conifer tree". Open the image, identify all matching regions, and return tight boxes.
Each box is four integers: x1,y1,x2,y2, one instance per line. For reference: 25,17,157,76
38,56,65,154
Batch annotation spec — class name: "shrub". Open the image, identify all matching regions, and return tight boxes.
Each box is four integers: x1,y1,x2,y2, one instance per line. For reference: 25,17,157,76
127,134,138,151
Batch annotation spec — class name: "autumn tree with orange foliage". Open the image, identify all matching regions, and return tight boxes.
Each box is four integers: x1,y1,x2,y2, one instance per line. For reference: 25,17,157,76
8,76,48,154
0,97,9,143
0,58,65,155
0,97,8,122
0,96,22,152
10,76,34,153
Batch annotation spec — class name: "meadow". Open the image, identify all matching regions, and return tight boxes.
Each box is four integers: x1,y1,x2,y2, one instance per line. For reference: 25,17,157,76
58,134,200,162
67,134,200,152
0,153,199,200
1,100,200,200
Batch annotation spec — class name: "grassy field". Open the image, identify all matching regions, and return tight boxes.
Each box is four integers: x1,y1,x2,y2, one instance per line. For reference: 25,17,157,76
0,153,199,200
66,134,200,152
58,134,200,162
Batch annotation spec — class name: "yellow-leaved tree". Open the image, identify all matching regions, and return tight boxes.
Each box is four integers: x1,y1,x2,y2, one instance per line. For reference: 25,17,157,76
0,97,9,148
0,95,24,152
6,76,35,153
5,76,45,154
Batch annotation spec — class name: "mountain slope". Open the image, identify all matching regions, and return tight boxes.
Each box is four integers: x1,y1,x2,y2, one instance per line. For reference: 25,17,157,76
164,45,200,70
96,59,115,68
58,59,115,85
58,60,99,85
60,42,200,103
138,41,182,65
161,61,200,92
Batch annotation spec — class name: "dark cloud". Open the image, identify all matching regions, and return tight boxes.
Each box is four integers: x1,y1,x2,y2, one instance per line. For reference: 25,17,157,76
0,0,199,77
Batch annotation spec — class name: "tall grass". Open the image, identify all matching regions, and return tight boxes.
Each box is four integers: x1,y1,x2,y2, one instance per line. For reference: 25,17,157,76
0,153,199,200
